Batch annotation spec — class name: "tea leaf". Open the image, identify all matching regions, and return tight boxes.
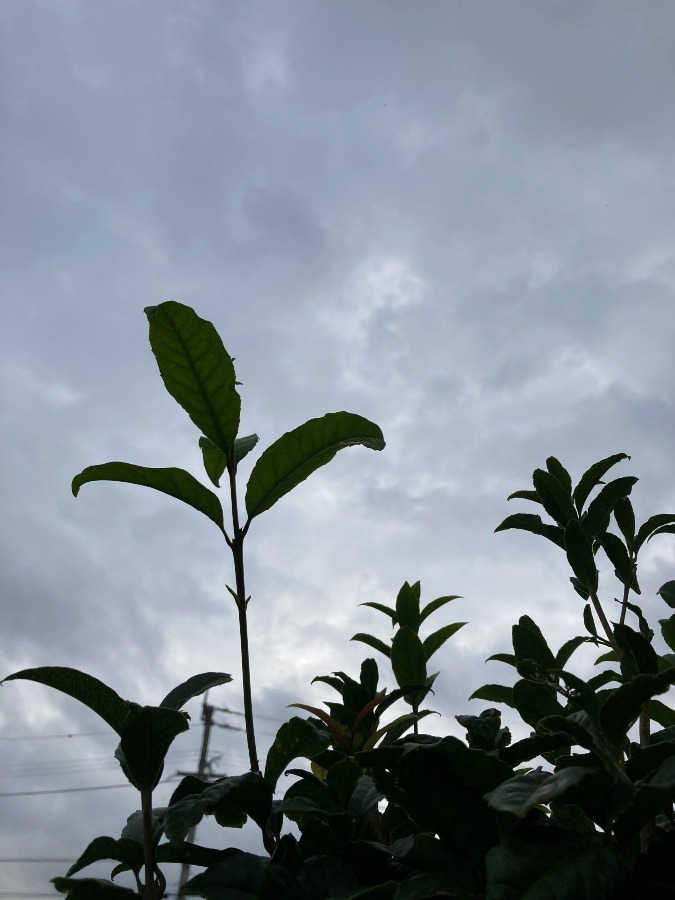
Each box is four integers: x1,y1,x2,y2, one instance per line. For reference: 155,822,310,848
72,463,225,533
245,412,384,521
145,302,240,454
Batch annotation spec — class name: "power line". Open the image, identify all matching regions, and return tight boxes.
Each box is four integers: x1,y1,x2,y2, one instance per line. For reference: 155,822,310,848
0,783,132,798
0,859,74,863
0,731,106,741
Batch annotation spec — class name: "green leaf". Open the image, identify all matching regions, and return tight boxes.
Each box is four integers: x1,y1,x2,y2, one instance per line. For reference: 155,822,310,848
264,717,331,789
648,524,675,542
532,468,577,526
66,837,143,878
546,456,573,494
600,669,675,749
495,513,565,549
181,852,300,899
486,766,588,817
359,601,398,623
499,733,571,768
395,581,421,632
651,699,675,728
419,594,462,625
159,672,232,711
564,521,598,592
487,652,518,667
582,477,638,537
613,496,635,544
72,463,225,533
485,829,626,899
507,489,542,503
233,433,260,465
2,667,131,735
469,684,515,707
595,532,634,587
199,436,227,487
52,878,137,898
556,636,589,669
145,301,240,454
658,580,675,609
573,453,630,514
512,679,563,729
360,658,379,696
390,627,427,697
660,615,675,653
422,622,466,662
635,515,675,552
512,616,557,669
164,773,272,842
245,412,384,521
614,622,658,676
117,705,189,791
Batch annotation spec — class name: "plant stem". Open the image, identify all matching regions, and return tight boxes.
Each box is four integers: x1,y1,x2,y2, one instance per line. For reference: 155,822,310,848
141,789,160,900
589,587,622,658
228,457,260,774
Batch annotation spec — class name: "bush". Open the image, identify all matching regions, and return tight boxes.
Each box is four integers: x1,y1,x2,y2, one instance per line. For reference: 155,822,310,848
5,303,675,898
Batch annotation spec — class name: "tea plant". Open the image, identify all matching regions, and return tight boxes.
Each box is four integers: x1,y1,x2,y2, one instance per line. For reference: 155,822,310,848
4,304,675,897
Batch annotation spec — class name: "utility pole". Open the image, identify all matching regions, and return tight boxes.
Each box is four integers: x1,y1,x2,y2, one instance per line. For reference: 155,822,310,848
176,693,241,891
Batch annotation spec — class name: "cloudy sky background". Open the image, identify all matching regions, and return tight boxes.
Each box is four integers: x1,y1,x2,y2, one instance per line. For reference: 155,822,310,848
2,1,675,894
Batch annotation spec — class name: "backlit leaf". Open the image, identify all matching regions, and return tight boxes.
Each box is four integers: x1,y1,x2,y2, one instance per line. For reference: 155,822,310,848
245,412,384,521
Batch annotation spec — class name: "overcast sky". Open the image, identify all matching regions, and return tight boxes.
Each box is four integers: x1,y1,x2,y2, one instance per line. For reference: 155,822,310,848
2,1,675,895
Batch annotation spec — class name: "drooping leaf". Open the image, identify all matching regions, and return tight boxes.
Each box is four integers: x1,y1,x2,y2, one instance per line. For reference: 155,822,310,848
507,489,542,503
117,705,189,791
245,412,384,521
391,627,427,697
564,521,598,592
159,672,232,711
658,581,675,609
572,453,630,514
486,766,588,817
469,684,515,707
72,463,225,533
395,581,421,632
2,667,131,735
145,301,241,454
359,601,398,623
164,773,272,842
532,468,577,526
263,717,331,789
582,477,638,537
494,513,565,549
499,733,571,767
419,594,462,625
65,837,143,878
486,652,518,668
635,515,675,552
422,622,466,662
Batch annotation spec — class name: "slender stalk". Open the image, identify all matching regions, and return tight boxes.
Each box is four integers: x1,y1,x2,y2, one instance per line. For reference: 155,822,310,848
589,586,622,658
141,789,161,900
227,456,260,774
